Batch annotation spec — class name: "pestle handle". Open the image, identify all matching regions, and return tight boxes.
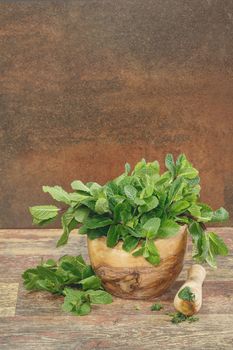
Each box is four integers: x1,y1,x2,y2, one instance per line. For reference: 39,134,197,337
174,264,206,316
187,264,206,284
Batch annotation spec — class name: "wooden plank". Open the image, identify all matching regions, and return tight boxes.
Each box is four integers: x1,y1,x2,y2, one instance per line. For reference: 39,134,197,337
1,253,233,283
0,229,87,256
0,314,233,349
0,250,233,282
15,280,233,316
0,228,232,256
0,230,232,283
0,229,233,349
0,283,19,317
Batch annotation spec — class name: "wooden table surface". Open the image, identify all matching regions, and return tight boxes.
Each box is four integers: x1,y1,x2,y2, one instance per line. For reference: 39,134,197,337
0,228,232,350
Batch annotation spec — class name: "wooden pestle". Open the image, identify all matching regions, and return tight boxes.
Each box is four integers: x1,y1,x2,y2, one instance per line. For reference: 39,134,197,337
174,264,206,316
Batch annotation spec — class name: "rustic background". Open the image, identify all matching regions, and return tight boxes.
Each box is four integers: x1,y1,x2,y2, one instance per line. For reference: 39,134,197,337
0,0,233,228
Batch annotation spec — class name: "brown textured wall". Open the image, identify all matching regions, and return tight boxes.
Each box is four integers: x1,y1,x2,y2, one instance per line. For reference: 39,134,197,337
0,0,233,228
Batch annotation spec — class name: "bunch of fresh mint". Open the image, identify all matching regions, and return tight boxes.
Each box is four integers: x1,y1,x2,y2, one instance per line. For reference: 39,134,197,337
29,154,229,268
22,255,112,316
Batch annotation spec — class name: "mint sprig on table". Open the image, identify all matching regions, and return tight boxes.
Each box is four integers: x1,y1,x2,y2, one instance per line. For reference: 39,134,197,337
169,312,199,324
151,303,163,311
29,153,229,268
22,255,112,316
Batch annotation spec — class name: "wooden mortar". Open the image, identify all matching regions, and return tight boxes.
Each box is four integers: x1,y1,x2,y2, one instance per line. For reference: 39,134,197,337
87,225,187,299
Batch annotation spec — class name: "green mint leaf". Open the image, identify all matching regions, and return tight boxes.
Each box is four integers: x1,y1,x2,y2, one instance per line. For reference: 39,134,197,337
32,216,58,226
170,312,187,324
89,182,102,197
62,287,113,316
146,253,160,265
43,186,71,205
95,198,109,214
188,221,203,241
63,287,83,301
84,216,113,229
210,207,229,222
187,176,200,186
151,303,163,311
188,224,227,268
144,240,160,265
187,315,199,323
59,261,82,279
165,153,176,178
107,225,119,248
146,239,159,255
124,226,146,238
169,200,190,215
138,196,159,214
124,185,137,201
188,224,220,268
191,230,209,264
143,218,161,239
56,211,77,247
157,219,180,238
176,154,186,167
122,236,140,252
71,180,90,193
69,192,91,205
42,259,57,268
188,204,202,217
178,167,199,179
22,266,62,294
74,207,90,223
113,201,132,224
168,177,183,203
147,160,160,175
205,249,217,268
87,290,113,304
178,286,195,302
176,154,199,179
74,302,91,316
132,246,144,257
125,163,131,174
86,227,109,240
132,159,147,175
79,275,101,291
134,198,146,206
195,203,213,222
82,266,95,280
78,225,88,235
79,198,96,212
140,180,154,198
58,255,93,281
29,205,59,223
36,266,58,282
56,230,71,248
62,288,91,316
169,312,199,324
208,232,228,256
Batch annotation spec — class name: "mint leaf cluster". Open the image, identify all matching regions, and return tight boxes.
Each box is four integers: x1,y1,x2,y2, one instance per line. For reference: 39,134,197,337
29,154,229,268
151,303,163,311
22,255,112,316
178,286,195,302
169,311,199,324
63,288,112,316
